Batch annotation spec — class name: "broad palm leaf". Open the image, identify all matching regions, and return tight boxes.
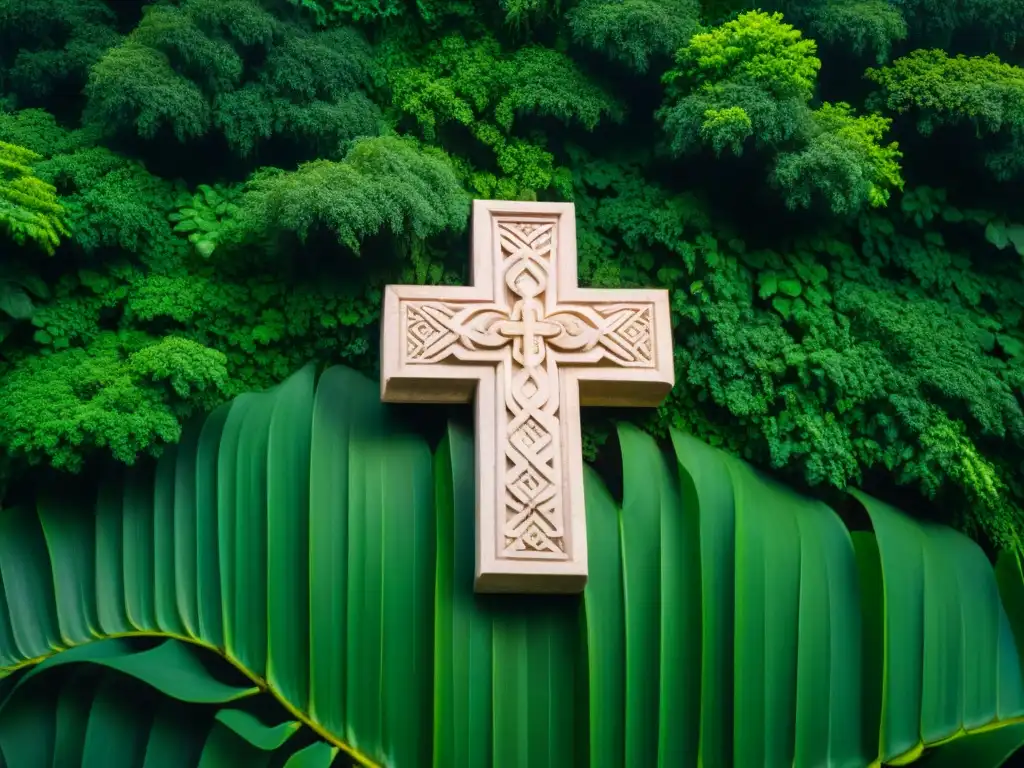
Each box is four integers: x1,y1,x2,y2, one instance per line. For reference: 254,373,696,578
0,364,1021,766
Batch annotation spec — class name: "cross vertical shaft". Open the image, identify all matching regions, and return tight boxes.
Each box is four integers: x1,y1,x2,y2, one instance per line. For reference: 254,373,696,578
380,200,674,594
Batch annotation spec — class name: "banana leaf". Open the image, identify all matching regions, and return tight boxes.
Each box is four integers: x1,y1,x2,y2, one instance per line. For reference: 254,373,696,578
0,364,1021,767
0,654,304,767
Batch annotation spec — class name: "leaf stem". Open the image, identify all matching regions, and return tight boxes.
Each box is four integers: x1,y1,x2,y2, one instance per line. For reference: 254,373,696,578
0,630,381,768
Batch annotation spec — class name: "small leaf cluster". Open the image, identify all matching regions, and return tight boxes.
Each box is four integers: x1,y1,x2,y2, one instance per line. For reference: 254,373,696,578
84,0,381,159
773,0,907,61
0,0,120,107
0,330,228,471
233,135,470,251
659,10,904,215
169,183,244,258
567,0,700,72
866,49,1024,180
0,140,69,255
289,0,405,25
985,219,1024,257
382,32,623,198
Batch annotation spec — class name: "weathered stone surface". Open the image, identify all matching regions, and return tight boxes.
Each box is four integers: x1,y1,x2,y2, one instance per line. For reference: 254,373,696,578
381,200,673,593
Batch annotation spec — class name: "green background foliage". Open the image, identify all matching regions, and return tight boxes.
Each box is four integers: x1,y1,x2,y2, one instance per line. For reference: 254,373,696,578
0,0,1023,563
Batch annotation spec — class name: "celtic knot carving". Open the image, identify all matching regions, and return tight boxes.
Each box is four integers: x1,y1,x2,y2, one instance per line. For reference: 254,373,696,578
494,220,563,557
382,199,674,593
398,218,657,561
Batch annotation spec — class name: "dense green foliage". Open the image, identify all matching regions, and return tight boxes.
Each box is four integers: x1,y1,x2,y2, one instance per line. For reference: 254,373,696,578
0,0,1023,559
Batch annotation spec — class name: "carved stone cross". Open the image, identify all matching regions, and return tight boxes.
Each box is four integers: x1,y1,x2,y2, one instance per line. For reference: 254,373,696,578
381,200,674,594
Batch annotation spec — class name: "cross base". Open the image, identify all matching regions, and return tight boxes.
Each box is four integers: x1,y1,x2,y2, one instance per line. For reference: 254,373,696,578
475,565,587,594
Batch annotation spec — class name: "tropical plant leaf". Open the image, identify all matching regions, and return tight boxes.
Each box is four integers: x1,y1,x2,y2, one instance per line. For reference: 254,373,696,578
432,423,498,767
917,722,1024,766
652,427,869,766
0,283,34,320
433,420,582,768
618,424,698,765
0,364,1022,767
0,638,258,708
0,661,309,767
285,742,341,767
670,430,736,767
851,491,1024,763
215,708,303,750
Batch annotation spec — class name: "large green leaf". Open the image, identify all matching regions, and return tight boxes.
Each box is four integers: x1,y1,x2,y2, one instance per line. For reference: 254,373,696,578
851,491,1024,763
917,722,1024,767
0,364,1022,767
665,431,868,767
671,430,735,767
2,365,432,766
433,421,582,768
566,425,696,768
0,638,257,709
0,659,305,766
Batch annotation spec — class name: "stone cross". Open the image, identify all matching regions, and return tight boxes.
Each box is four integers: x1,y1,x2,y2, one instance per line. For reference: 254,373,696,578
381,200,674,594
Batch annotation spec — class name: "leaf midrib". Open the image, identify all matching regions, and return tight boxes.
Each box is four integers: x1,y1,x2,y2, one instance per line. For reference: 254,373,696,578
0,629,382,768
